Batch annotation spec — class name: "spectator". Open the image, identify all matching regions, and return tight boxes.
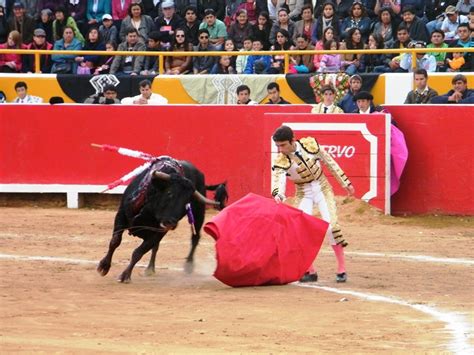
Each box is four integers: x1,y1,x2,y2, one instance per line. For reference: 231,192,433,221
0,90,6,102
341,27,366,74
51,25,83,73
67,0,87,33
86,0,112,27
12,81,43,103
400,40,437,72
243,38,272,73
400,6,429,42
141,0,160,18
76,26,105,74
49,96,64,104
447,44,466,70
99,13,117,44
313,26,335,71
0,30,25,72
268,28,291,73
165,27,192,74
121,79,168,104
7,2,35,44
311,84,344,113
154,1,184,47
269,8,294,45
234,0,257,25
21,0,38,20
141,31,164,74
400,0,426,19
375,24,412,72
277,0,304,21
210,54,236,73
223,38,237,68
312,1,340,43
52,6,85,45
110,28,145,75
441,5,469,40
340,1,372,42
446,23,473,71
119,2,154,43
250,10,272,49
94,39,116,74
192,28,216,74
235,36,252,73
36,8,53,44
199,8,227,50
22,27,53,73
84,83,120,104
372,7,399,48
431,73,474,103
404,68,438,103
362,33,388,72
111,0,132,22
265,81,290,104
228,8,252,49
334,0,354,20
318,39,342,72
352,91,376,113
456,0,474,15
267,0,278,21
0,5,7,43
339,74,363,113
236,84,257,104
35,1,57,15
183,5,199,46
198,0,226,20
292,4,316,44
289,33,314,73
374,0,401,16
427,29,449,71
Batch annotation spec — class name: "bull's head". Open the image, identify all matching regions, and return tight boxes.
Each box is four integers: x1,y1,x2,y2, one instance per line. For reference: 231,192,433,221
152,170,219,231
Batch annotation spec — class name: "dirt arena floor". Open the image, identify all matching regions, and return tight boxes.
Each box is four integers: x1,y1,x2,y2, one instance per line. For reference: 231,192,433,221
1,197,473,353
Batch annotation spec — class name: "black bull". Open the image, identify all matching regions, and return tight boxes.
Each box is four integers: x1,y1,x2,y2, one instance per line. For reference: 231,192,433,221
97,157,228,283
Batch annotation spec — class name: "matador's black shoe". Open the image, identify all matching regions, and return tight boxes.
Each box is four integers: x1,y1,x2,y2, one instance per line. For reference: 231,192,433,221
336,272,347,283
299,272,318,283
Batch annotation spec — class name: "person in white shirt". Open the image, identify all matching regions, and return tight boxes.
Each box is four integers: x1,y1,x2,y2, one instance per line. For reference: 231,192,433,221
236,84,258,104
12,81,43,103
441,5,469,40
352,91,376,114
121,79,168,105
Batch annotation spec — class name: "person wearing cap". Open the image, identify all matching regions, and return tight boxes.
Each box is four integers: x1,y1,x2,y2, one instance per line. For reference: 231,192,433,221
141,30,164,74
119,2,154,42
441,5,468,40
400,40,437,72
431,73,474,103
352,91,376,114
99,13,117,43
400,6,428,42
199,8,227,50
404,68,438,104
154,1,184,47
22,27,53,73
311,85,344,113
12,81,43,103
86,0,112,26
339,74,363,113
7,2,35,43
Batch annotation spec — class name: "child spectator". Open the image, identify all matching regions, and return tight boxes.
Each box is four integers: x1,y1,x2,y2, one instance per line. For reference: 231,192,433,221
243,38,272,73
0,30,25,72
76,27,106,74
313,26,336,71
94,40,116,75
223,38,237,69
99,13,117,44
447,45,466,71
210,55,236,74
250,10,272,49
318,39,342,73
235,36,252,73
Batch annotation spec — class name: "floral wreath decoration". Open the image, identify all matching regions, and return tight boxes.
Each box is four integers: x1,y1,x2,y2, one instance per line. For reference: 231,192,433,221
309,73,351,104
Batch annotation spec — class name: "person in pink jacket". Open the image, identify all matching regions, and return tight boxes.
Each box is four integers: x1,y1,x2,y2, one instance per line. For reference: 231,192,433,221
111,0,132,21
0,30,26,72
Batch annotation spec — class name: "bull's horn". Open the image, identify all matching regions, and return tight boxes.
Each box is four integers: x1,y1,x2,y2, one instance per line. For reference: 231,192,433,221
193,191,219,206
152,171,170,180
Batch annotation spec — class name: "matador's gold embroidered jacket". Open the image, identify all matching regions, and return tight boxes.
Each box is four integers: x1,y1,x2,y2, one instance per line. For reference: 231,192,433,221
271,137,352,197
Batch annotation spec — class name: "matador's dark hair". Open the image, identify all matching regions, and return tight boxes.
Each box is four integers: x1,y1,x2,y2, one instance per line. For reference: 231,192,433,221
272,125,294,142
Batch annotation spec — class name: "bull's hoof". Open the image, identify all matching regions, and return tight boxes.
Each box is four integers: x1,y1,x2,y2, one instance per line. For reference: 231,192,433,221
184,260,194,274
97,259,111,276
117,273,131,283
144,267,155,277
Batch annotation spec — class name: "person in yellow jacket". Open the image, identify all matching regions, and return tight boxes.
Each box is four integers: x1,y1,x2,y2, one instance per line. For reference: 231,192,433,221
271,125,354,282
311,84,344,114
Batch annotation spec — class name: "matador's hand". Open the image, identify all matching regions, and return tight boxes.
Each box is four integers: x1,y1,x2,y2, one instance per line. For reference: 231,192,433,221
346,185,355,196
274,193,286,203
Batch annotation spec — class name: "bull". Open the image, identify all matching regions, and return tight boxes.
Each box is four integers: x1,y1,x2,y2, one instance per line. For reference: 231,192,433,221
97,156,228,283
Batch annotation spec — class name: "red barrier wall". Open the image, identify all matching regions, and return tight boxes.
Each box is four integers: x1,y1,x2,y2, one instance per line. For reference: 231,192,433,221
385,105,474,215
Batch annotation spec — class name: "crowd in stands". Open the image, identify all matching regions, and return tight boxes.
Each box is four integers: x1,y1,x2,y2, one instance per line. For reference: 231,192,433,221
0,0,473,75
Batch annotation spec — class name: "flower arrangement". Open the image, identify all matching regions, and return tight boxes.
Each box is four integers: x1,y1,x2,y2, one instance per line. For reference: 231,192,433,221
309,73,350,103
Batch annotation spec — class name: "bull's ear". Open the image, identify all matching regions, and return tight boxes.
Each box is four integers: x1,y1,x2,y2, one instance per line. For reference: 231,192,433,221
152,171,171,180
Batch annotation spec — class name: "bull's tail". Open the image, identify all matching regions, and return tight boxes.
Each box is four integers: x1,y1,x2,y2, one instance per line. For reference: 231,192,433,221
206,182,228,211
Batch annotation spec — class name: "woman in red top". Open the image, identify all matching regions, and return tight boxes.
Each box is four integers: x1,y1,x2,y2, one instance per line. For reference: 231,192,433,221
0,30,25,73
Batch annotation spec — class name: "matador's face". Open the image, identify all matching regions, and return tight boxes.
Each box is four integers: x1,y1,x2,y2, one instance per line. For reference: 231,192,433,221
275,140,295,155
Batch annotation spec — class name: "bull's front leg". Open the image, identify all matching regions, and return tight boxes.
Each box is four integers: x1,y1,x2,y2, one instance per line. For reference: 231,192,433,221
144,244,159,276
118,236,160,283
97,229,124,277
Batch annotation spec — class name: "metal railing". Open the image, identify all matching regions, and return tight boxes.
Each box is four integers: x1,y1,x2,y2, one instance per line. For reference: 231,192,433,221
0,47,473,74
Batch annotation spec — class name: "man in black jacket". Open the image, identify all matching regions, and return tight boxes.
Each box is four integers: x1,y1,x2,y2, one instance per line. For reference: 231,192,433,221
154,1,184,47
431,74,474,103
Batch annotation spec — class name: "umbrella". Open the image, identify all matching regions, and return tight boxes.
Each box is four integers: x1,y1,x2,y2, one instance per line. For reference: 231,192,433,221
204,193,329,287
